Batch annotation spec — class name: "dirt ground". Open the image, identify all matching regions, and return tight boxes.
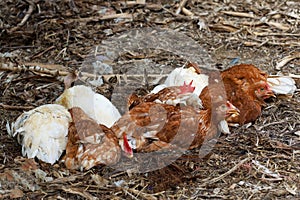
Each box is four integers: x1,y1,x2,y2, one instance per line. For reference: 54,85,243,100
0,0,300,199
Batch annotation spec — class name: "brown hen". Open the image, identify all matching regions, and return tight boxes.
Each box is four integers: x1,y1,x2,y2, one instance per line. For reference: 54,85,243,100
112,83,239,153
64,107,132,171
220,64,274,124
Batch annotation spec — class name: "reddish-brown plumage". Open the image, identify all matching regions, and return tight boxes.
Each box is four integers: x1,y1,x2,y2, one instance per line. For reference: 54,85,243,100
112,84,230,153
220,64,274,124
224,82,269,124
64,107,121,170
128,81,201,110
221,64,268,84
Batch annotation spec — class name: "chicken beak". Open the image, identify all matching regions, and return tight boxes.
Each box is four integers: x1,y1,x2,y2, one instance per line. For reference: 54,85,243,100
266,90,276,98
124,151,133,158
226,101,240,117
227,108,240,116
266,83,276,98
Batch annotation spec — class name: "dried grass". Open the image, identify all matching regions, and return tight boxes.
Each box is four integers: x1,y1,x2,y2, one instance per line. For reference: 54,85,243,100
0,0,299,199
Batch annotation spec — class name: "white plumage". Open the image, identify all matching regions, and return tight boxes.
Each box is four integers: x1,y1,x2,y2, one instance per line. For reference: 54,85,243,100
152,67,209,96
55,85,121,127
267,76,297,95
7,104,71,164
218,119,230,134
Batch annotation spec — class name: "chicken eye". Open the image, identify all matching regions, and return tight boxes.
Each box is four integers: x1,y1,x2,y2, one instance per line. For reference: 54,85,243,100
220,105,227,111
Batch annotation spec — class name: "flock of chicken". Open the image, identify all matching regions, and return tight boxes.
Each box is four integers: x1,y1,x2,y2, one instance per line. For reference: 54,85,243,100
7,63,296,171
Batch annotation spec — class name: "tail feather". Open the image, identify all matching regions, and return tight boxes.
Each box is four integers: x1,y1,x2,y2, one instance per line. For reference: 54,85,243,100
267,76,297,95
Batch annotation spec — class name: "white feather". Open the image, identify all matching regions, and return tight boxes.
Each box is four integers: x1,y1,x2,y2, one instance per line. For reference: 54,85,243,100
151,84,167,94
152,67,209,96
9,104,71,164
55,85,121,127
267,76,297,95
218,119,230,134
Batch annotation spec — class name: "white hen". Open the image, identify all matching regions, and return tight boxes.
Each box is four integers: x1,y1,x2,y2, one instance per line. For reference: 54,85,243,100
55,85,121,127
7,104,71,164
151,67,209,96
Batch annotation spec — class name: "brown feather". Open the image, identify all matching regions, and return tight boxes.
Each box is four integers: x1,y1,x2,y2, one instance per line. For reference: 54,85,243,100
64,107,121,170
128,85,200,110
220,64,272,124
112,83,227,152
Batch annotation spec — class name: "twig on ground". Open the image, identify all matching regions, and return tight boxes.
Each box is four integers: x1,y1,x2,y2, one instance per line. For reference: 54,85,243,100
121,187,157,200
221,11,256,19
175,0,188,15
182,7,194,16
0,103,34,110
121,0,146,6
275,52,300,70
63,13,132,24
0,62,68,77
252,160,283,180
30,46,56,59
254,120,285,131
61,187,96,200
199,157,251,186
10,0,36,32
0,61,167,82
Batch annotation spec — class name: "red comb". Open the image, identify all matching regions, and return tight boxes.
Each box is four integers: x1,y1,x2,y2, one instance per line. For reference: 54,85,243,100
179,80,195,94
123,133,133,157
